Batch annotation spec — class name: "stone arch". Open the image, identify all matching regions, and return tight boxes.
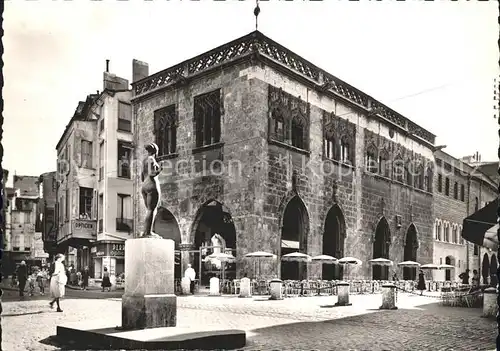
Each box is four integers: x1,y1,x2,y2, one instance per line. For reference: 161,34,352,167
190,199,237,285
482,253,490,285
153,207,181,248
372,216,391,280
153,207,182,279
444,255,455,281
490,254,498,287
403,223,419,280
280,195,310,280
322,204,347,280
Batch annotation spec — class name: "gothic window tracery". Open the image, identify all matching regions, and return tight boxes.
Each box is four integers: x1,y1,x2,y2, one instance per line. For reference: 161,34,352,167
365,143,378,173
194,89,222,148
322,111,356,165
393,154,404,183
378,149,390,178
405,160,413,186
268,86,310,151
154,104,178,156
424,167,433,192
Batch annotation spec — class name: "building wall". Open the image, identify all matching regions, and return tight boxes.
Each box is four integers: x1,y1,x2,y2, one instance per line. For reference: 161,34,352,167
13,175,39,197
97,90,133,242
133,62,435,279
433,151,497,282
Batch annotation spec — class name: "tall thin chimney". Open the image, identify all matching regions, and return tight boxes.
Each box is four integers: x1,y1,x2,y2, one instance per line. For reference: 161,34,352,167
106,59,110,73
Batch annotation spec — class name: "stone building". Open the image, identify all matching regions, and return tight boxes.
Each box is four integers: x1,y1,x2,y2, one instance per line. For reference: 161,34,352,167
3,176,40,275
38,171,58,259
131,31,438,284
54,63,133,279
432,151,497,282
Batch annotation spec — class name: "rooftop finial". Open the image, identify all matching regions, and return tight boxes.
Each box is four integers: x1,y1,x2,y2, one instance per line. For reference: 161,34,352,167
254,0,260,31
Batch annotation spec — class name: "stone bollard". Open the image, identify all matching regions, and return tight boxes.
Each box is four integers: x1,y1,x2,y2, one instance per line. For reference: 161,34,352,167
379,283,398,310
483,287,498,318
181,277,191,295
209,277,220,296
239,277,252,298
334,282,351,306
269,279,283,300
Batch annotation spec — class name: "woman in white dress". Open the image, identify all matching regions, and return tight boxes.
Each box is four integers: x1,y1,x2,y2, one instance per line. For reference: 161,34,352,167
49,254,67,312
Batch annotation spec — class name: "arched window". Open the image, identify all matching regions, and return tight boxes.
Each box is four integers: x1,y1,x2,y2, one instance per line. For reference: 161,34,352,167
424,167,433,192
324,135,336,160
444,222,450,242
365,145,378,173
452,225,458,243
405,161,413,186
291,116,306,149
393,156,404,183
154,105,178,156
270,109,285,142
414,164,424,190
340,136,351,164
378,150,390,178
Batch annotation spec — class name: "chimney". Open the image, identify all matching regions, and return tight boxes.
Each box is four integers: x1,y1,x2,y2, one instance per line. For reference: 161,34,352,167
106,59,110,73
133,59,149,83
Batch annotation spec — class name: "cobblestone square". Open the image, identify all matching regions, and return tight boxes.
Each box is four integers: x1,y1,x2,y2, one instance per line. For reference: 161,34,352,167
1,292,496,351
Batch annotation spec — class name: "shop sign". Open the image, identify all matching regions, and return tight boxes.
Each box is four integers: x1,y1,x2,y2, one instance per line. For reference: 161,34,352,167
93,243,125,257
110,243,125,257
72,220,97,239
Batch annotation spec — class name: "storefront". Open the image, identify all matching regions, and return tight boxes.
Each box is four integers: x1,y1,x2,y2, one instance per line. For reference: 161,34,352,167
91,241,125,279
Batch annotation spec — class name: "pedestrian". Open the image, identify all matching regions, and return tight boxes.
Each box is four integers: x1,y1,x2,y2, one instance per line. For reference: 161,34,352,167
10,272,17,288
28,271,36,296
458,269,470,285
392,271,399,281
101,267,112,292
81,266,90,291
472,269,480,288
49,254,67,312
184,264,196,294
37,267,47,295
16,261,28,297
417,269,426,296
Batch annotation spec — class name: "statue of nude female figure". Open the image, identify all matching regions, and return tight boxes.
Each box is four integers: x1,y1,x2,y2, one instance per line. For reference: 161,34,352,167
140,143,161,238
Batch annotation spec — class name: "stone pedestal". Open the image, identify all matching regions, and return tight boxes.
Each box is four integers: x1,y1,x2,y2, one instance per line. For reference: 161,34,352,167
379,283,398,310
122,237,177,330
335,282,351,306
269,279,283,300
181,277,191,295
483,287,498,318
239,277,252,298
209,277,220,296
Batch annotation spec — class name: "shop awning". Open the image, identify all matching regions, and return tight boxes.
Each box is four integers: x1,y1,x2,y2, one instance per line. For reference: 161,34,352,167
462,198,499,250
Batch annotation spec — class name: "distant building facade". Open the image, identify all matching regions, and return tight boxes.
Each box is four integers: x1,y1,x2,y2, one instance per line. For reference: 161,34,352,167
54,65,133,280
38,172,58,259
3,175,41,275
432,151,497,282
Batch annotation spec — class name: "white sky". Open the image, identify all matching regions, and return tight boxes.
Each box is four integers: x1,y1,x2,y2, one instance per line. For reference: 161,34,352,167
3,0,499,182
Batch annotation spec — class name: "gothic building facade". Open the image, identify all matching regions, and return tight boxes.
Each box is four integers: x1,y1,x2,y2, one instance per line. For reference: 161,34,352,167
132,31,437,283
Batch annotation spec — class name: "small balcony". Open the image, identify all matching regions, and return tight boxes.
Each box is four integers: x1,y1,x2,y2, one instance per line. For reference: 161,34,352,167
116,218,133,233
